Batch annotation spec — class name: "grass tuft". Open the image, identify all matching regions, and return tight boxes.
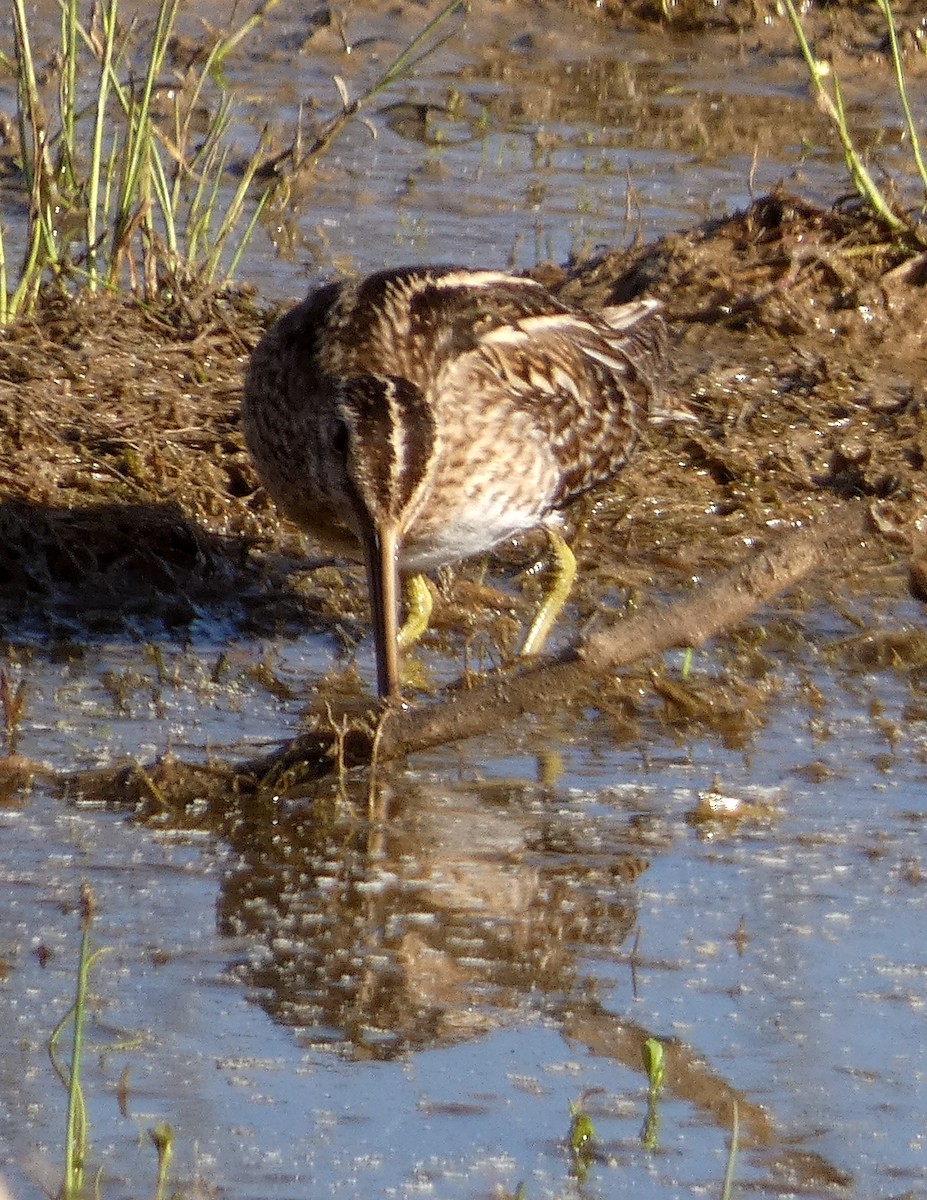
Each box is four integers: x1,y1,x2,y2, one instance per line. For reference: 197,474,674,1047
2,0,467,322
783,0,926,241
4,0,277,319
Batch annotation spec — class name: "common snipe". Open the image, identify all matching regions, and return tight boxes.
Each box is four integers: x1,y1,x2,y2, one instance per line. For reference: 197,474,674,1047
243,266,668,700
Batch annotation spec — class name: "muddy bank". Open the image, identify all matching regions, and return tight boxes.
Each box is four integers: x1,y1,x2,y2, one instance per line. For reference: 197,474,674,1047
1,191,923,647
0,188,925,808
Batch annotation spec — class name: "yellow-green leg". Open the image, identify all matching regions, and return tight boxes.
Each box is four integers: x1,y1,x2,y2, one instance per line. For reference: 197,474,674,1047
396,535,574,668
520,528,577,657
397,573,434,650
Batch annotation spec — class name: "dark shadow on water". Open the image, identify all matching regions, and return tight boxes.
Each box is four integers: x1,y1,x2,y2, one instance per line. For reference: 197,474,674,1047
0,496,323,639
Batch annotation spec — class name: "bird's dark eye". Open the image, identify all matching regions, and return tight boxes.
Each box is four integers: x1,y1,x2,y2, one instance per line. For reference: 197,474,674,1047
329,419,350,457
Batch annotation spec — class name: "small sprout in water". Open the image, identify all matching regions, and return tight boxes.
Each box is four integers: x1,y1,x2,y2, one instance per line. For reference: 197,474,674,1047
640,1037,665,1150
568,1103,595,1153
78,882,95,930
642,1037,665,1095
567,1099,598,1182
150,1122,174,1200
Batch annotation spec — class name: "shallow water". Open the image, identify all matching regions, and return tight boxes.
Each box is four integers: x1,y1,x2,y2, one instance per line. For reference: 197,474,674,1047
3,605,927,1199
2,0,924,296
3,3,927,1198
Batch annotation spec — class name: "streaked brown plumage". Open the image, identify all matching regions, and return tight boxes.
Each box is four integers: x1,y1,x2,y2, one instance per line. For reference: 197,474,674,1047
242,266,668,700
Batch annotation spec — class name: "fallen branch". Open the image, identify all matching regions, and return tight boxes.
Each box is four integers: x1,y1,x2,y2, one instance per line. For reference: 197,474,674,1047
299,500,873,766
61,502,873,810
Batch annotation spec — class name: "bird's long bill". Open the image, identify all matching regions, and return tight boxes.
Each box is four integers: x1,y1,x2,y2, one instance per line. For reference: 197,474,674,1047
361,521,401,701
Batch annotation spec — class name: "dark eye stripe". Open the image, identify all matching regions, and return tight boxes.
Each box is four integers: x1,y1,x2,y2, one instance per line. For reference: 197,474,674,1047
337,375,436,522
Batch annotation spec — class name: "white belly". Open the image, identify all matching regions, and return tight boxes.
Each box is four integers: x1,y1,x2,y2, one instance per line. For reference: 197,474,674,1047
400,506,554,572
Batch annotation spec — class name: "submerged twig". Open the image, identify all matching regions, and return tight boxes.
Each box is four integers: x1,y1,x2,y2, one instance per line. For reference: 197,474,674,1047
319,501,872,769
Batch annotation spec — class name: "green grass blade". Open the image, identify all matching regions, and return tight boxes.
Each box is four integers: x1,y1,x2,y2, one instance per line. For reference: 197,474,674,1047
149,136,179,267
62,921,91,1195
720,1099,739,1200
210,0,284,73
295,0,465,172
112,0,179,269
368,0,465,96
226,171,272,281
198,147,233,278
87,0,118,288
58,0,80,191
12,0,42,192
873,0,927,201
781,0,905,231
205,138,268,280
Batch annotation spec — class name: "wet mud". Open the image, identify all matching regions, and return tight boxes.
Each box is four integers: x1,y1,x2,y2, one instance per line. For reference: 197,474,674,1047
1,190,924,713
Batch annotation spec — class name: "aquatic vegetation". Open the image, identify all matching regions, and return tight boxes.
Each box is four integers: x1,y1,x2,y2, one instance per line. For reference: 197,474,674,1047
46,886,182,1199
3,0,276,318
567,1098,598,1182
640,1036,664,1150
721,1100,740,1200
1,0,465,320
47,885,109,1197
783,0,927,240
149,1123,174,1200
